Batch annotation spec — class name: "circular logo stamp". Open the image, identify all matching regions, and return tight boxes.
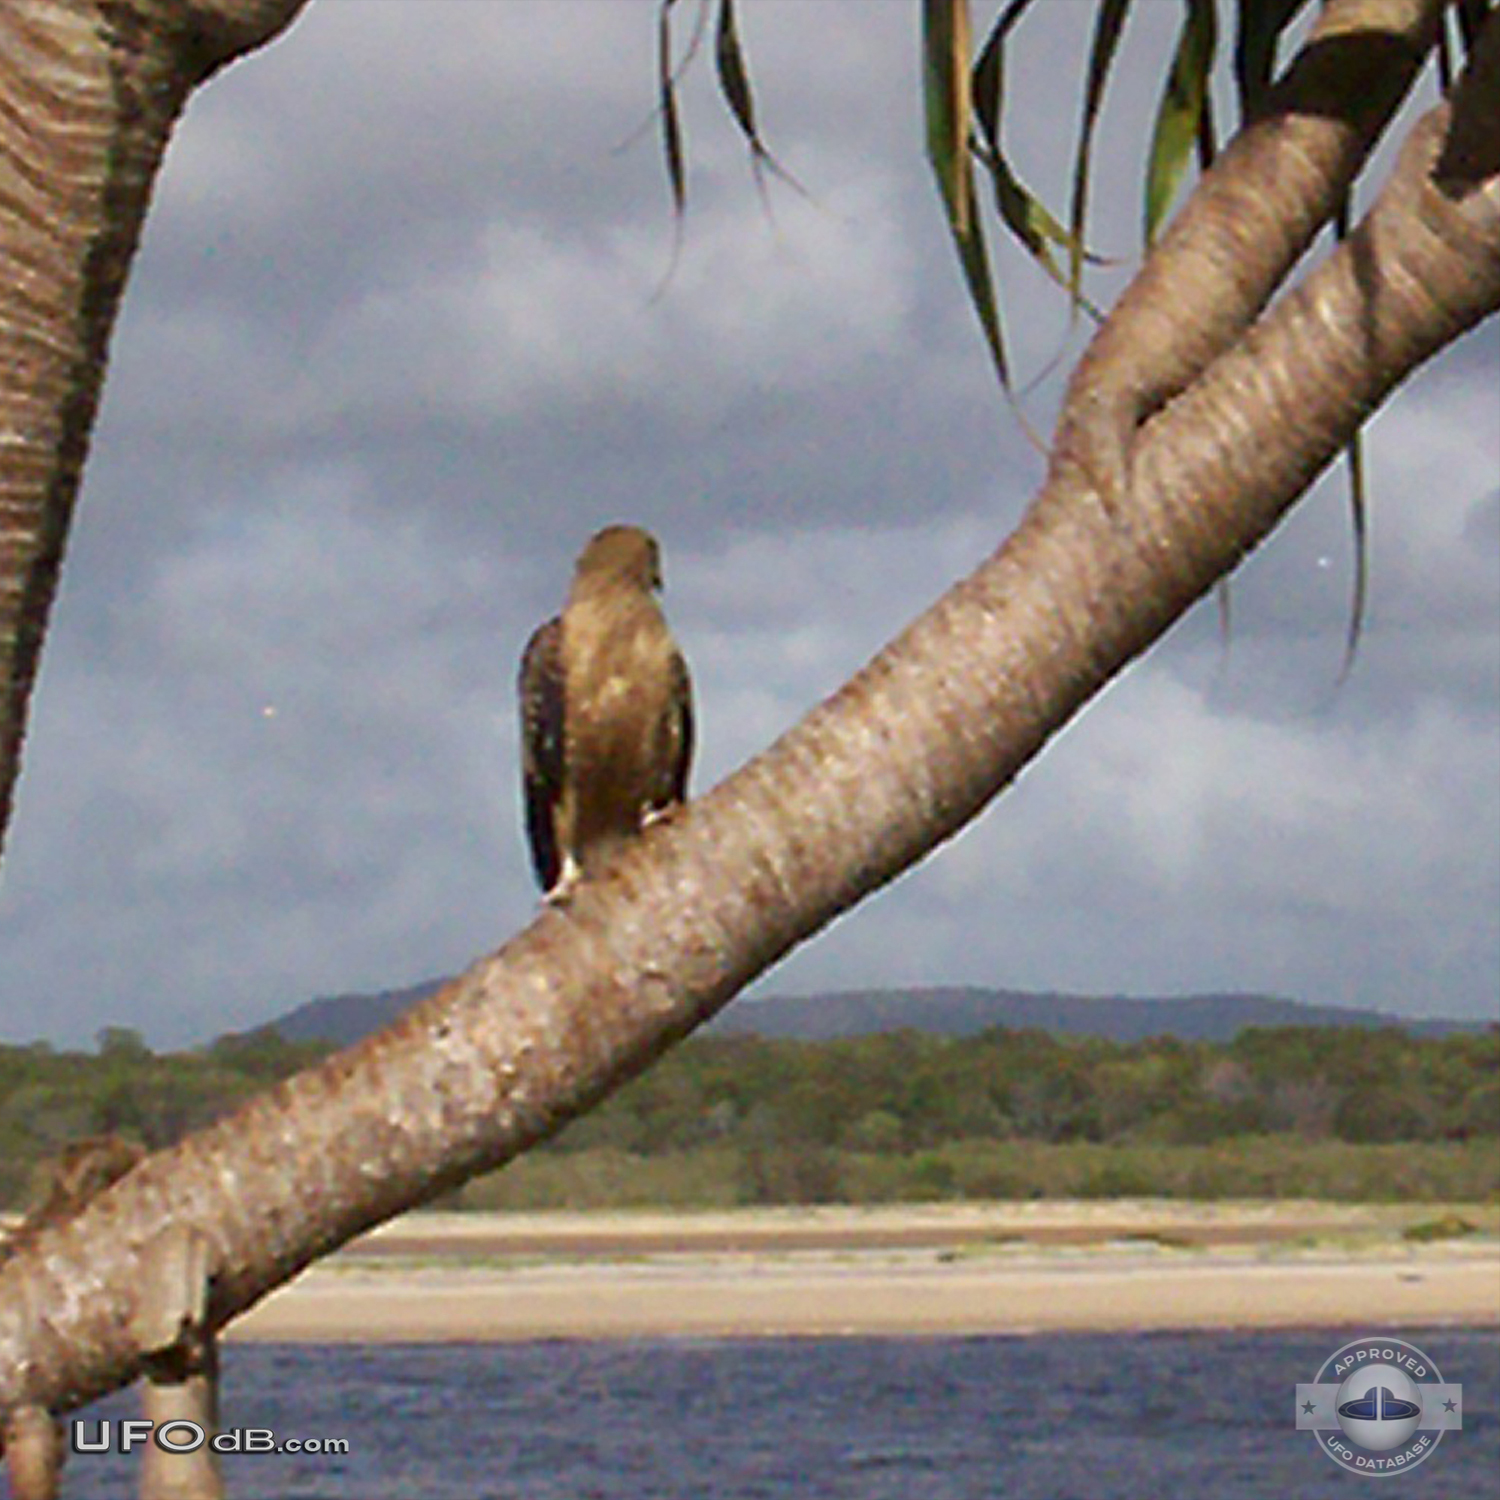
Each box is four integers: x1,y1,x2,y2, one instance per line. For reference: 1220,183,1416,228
1295,1334,1462,1478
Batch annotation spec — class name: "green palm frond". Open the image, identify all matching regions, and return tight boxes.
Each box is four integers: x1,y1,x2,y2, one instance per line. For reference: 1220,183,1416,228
972,0,1105,312
1070,0,1133,298
923,0,1012,392
1145,0,1217,247
644,0,1463,679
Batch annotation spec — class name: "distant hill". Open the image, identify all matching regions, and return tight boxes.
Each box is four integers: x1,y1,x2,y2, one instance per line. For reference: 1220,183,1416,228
713,987,1483,1042
260,980,1483,1049
267,979,446,1045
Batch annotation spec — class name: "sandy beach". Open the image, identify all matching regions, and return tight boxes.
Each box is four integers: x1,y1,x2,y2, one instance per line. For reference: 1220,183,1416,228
228,1202,1500,1342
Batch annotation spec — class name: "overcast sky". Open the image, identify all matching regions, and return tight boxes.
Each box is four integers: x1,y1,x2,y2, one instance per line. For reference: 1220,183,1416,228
2,1,1496,1048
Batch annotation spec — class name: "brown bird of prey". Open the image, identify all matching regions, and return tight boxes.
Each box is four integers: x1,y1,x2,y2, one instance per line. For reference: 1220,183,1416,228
518,525,693,899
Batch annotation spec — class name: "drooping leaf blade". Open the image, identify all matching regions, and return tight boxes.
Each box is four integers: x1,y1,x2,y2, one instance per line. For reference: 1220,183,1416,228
923,0,1012,391
1144,0,1217,247
714,0,808,200
1196,76,1217,173
1335,426,1369,685
970,0,1101,303
924,0,975,238
971,0,1043,154
657,0,688,223
1070,0,1133,299
975,147,1106,317
1331,191,1369,684
715,0,758,141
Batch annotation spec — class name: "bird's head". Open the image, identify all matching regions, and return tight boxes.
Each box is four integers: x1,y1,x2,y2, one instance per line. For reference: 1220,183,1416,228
576,524,664,591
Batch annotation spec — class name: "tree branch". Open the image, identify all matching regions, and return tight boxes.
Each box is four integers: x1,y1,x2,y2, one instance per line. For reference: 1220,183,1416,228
0,0,308,861
3,29,1495,1428
1051,0,1444,509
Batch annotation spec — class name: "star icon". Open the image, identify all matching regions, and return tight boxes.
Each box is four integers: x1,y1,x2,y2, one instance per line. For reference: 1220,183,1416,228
1443,1399,1457,1413
1301,1400,1317,1415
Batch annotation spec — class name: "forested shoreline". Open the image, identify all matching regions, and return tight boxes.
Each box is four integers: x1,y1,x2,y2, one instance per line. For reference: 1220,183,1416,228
4,1023,1495,1210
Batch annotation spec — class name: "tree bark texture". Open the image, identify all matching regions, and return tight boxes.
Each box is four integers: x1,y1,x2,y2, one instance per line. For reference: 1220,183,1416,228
1053,0,1445,509
0,0,307,859
1,2,1495,1432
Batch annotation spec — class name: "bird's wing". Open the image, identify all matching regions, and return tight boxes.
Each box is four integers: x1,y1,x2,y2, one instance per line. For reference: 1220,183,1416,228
668,645,694,804
518,616,564,892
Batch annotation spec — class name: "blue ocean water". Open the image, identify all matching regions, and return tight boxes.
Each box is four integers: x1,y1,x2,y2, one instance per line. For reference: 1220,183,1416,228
41,1328,1499,1499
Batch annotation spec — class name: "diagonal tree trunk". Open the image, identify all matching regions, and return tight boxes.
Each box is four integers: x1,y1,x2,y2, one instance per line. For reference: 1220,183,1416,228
0,0,1496,1445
